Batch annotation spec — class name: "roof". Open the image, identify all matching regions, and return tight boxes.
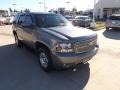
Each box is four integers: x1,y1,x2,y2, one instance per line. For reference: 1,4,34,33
65,15,73,17
75,15,90,18
19,12,56,15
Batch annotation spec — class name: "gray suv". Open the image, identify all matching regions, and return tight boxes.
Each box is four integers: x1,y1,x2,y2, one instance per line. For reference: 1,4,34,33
13,12,99,71
106,14,120,30
72,16,92,27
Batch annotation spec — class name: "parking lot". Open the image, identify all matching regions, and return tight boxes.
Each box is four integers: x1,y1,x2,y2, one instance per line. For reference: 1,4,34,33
0,25,120,90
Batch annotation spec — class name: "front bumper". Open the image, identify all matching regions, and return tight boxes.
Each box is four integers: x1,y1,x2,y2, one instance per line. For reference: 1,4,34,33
106,24,120,29
51,45,99,68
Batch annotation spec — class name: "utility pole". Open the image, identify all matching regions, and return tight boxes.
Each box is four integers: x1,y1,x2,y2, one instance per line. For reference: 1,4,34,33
93,0,96,22
12,4,16,16
38,2,42,12
44,0,46,12
12,4,16,10
66,2,70,15
90,0,96,28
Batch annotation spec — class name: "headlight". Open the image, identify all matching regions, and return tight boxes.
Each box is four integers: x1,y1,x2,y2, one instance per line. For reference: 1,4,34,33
54,43,74,53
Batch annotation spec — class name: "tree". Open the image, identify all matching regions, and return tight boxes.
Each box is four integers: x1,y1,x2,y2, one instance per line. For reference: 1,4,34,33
72,7,77,12
24,9,30,13
14,9,17,12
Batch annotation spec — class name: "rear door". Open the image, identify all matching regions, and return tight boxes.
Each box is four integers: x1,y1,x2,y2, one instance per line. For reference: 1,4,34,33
17,14,25,41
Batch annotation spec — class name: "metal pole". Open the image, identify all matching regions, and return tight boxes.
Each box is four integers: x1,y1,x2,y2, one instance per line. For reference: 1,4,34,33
44,0,46,12
66,2,70,15
93,0,96,22
90,0,96,28
12,4,16,10
39,2,42,11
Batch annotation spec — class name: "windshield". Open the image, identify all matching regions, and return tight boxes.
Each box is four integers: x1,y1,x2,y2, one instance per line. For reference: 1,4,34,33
75,16,91,21
65,16,73,19
109,16,120,20
35,14,69,27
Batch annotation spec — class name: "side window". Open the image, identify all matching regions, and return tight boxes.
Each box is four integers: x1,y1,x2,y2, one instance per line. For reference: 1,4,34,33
25,15,33,24
35,15,45,27
18,15,25,24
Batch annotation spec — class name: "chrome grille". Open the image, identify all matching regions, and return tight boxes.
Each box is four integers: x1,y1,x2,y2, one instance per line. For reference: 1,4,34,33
74,39,97,53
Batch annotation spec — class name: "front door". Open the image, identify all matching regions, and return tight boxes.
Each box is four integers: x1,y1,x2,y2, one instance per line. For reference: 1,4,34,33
22,15,35,48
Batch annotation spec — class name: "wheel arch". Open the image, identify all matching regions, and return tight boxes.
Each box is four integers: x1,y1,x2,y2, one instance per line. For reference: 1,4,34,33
13,30,17,36
35,41,51,53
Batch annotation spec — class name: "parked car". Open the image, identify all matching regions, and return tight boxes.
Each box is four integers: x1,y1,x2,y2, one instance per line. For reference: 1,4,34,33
0,19,3,25
0,17,11,25
0,17,5,25
106,14,120,30
4,17,10,25
12,12,99,72
65,15,74,21
72,16,92,27
9,16,14,24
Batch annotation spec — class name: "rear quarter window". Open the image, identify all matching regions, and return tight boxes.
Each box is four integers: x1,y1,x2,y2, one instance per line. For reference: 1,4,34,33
18,15,25,23
13,14,20,23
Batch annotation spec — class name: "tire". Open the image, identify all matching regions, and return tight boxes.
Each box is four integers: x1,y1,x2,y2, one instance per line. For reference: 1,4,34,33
14,34,22,48
38,48,53,72
106,27,109,30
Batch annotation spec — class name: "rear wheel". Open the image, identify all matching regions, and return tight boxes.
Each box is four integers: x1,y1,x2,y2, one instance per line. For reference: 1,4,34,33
38,47,53,72
106,27,109,30
14,34,22,48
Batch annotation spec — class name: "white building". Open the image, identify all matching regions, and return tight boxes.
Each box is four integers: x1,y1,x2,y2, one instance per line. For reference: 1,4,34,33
95,0,120,19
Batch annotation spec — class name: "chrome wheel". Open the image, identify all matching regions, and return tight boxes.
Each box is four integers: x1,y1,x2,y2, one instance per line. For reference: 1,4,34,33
39,52,48,68
38,48,53,72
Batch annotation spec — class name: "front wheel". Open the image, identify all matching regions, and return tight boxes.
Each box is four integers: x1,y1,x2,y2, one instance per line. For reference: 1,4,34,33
39,48,53,72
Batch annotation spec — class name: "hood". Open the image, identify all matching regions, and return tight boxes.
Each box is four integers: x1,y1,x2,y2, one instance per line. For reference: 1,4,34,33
44,26,97,41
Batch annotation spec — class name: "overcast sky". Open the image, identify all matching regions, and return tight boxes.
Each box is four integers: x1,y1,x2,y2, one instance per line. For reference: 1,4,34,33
0,0,98,11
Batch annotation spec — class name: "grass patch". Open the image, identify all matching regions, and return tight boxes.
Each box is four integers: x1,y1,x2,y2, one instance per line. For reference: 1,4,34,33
95,21,105,30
